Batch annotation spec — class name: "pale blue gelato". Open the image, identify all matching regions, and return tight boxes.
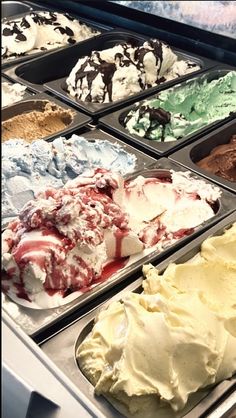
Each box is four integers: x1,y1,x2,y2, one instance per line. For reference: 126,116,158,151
2,135,137,220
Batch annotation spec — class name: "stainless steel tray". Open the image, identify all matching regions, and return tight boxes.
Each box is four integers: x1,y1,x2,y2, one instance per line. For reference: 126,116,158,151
1,1,32,18
2,159,236,340
2,91,92,141
40,211,236,418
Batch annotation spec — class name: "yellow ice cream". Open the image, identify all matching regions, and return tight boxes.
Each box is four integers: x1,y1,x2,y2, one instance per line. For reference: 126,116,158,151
77,223,236,418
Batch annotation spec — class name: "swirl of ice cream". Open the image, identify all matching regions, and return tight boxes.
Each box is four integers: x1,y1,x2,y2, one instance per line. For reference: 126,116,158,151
2,11,100,60
77,223,236,418
66,38,200,103
124,70,236,142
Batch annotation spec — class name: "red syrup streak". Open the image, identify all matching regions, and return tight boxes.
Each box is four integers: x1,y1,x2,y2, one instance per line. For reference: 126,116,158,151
124,176,170,199
172,228,194,239
58,258,129,298
101,257,129,282
13,282,31,302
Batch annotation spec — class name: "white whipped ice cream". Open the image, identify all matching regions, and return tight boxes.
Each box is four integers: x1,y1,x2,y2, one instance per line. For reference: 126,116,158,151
2,81,27,107
2,11,100,60
66,39,200,103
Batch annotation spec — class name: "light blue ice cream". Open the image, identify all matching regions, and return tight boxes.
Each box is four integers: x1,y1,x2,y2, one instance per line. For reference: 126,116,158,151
2,134,137,219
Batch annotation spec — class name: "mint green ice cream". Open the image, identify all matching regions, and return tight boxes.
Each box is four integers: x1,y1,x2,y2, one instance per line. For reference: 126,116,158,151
124,71,236,142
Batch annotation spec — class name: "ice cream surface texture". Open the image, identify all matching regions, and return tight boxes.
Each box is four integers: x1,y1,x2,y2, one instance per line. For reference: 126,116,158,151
2,81,27,107
1,169,220,306
77,222,236,418
2,11,100,60
2,101,74,142
196,134,236,182
66,39,200,103
2,135,137,219
124,71,236,141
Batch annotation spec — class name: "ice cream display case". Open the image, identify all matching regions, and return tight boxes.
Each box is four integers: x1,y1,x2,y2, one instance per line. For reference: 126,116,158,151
2,1,236,418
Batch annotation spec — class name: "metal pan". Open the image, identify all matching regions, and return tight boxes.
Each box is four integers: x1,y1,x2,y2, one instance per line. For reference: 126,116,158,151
40,212,236,418
2,159,236,340
1,91,92,142
169,119,236,194
3,30,214,109
1,1,32,18
100,67,236,157
1,10,111,69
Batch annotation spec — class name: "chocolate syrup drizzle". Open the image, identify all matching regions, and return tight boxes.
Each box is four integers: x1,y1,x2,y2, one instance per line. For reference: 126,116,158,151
2,12,83,58
125,104,171,142
70,40,167,102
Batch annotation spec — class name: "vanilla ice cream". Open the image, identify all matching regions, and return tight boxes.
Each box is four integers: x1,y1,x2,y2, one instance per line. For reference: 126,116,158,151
2,81,27,107
2,11,100,61
1,169,221,306
66,39,200,103
77,222,236,418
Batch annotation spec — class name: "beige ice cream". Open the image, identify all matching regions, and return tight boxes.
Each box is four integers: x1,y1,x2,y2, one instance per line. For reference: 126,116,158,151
77,223,236,418
2,101,75,142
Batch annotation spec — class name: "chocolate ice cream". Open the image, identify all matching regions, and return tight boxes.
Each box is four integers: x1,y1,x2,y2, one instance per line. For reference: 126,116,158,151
196,134,236,182
2,101,75,142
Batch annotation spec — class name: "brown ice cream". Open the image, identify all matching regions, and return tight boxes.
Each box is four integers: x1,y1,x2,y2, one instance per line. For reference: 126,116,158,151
2,102,74,142
196,134,236,182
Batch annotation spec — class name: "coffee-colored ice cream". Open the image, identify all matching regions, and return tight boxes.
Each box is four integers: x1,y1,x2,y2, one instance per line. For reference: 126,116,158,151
196,134,236,182
2,101,74,142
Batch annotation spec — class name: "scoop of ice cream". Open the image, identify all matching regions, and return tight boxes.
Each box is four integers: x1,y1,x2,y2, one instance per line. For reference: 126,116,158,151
77,223,236,418
2,82,27,107
2,101,75,142
1,169,144,301
66,38,200,103
124,71,236,141
2,11,100,60
2,135,137,219
196,134,236,182
113,170,221,248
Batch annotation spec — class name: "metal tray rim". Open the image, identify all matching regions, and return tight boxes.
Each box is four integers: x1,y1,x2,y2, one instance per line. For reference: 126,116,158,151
2,159,236,340
1,91,92,142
